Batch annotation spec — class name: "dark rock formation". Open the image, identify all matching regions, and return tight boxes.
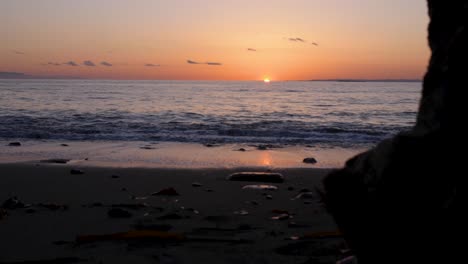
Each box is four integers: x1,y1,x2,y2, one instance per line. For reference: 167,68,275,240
322,1,463,263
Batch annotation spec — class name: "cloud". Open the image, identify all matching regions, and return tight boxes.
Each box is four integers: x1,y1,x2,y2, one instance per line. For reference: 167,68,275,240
47,62,61,66
247,48,257,52
288,37,306,42
65,61,79,66
311,42,319,46
145,63,160,67
187,59,222,66
101,61,112,66
83,60,96,66
13,50,25,55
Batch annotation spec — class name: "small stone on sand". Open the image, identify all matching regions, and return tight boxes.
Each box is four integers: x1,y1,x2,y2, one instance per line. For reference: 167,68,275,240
303,157,317,164
40,159,70,164
8,142,21,146
192,182,202,187
242,185,278,191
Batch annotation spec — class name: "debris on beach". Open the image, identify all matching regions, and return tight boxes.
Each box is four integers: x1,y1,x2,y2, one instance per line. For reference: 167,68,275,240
60,143,69,147
241,184,278,191
107,208,133,218
40,159,70,164
191,182,202,187
227,172,284,183
70,169,84,175
7,142,21,146
152,187,179,196
2,197,26,210
237,148,246,152
303,157,318,164
111,174,120,179
265,195,273,200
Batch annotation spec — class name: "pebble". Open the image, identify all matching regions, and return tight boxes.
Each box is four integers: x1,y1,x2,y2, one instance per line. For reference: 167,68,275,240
303,157,318,164
242,184,278,191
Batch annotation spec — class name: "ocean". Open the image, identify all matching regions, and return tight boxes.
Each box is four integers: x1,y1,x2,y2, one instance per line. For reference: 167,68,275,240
0,79,420,148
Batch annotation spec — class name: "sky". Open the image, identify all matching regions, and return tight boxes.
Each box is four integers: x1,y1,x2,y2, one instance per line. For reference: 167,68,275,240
1,0,430,80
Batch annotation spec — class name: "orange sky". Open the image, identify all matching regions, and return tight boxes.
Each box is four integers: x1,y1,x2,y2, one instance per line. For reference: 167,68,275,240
1,0,430,80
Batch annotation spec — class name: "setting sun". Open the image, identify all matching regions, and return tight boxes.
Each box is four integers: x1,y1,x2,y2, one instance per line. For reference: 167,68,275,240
263,78,271,83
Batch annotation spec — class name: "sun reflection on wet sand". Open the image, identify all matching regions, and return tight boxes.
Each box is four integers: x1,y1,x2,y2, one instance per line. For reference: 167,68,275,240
260,151,273,166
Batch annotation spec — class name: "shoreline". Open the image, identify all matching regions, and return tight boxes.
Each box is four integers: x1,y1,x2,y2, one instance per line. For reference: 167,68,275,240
0,163,349,263
0,140,363,169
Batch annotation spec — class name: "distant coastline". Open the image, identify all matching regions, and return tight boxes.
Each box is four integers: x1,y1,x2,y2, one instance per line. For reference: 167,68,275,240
0,72,81,80
0,72,422,82
301,79,422,83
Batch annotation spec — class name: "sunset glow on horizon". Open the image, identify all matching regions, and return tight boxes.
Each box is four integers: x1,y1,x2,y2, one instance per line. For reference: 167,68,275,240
1,0,430,80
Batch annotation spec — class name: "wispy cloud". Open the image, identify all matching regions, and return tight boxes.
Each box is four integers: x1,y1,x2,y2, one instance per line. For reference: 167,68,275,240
101,61,112,66
288,37,306,42
247,48,257,52
65,61,79,66
145,63,160,67
12,50,25,55
47,62,61,66
311,42,319,46
187,59,222,66
83,60,96,67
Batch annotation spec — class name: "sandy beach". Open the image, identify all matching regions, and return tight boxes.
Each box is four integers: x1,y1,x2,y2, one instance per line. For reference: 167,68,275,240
0,162,351,263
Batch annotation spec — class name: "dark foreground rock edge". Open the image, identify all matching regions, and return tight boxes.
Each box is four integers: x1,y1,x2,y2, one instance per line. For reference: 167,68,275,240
322,1,463,263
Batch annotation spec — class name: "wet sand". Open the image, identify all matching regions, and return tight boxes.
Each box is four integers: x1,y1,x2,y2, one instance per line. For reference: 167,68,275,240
0,163,351,264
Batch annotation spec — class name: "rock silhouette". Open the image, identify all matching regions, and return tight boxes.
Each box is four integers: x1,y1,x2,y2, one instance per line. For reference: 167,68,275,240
322,1,462,263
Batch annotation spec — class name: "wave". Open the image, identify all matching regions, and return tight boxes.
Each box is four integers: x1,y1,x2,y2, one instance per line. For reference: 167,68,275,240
0,111,411,147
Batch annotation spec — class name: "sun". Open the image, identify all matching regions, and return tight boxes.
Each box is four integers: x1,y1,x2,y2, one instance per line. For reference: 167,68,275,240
263,78,271,83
